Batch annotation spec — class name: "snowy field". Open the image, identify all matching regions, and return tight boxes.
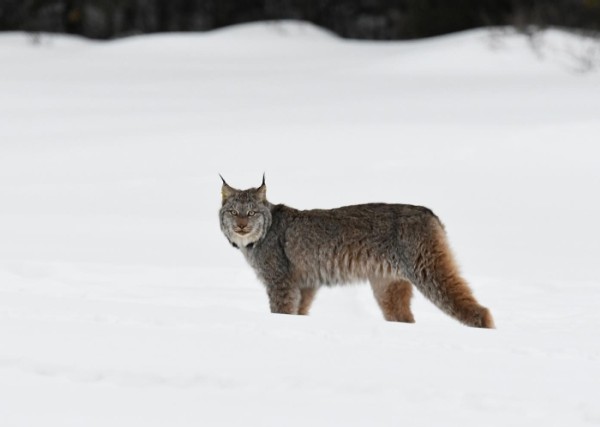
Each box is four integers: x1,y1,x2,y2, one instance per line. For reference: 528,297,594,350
1,21,600,426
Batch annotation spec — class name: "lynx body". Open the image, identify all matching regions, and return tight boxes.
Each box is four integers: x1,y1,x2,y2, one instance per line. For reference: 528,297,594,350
219,177,494,328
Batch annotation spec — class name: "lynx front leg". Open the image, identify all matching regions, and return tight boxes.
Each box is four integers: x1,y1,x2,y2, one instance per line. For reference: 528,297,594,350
298,288,318,315
266,286,301,315
370,278,415,323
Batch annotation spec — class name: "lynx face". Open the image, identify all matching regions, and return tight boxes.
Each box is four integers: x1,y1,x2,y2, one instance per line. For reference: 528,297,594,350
219,179,271,249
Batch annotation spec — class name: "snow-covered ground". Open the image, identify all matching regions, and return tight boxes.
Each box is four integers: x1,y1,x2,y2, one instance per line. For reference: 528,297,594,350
1,21,599,426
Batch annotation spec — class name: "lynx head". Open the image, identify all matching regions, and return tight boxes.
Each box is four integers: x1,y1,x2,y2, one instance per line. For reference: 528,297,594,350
219,174,272,249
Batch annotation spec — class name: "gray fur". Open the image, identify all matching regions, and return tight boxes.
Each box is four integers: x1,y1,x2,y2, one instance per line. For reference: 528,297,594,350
219,178,494,328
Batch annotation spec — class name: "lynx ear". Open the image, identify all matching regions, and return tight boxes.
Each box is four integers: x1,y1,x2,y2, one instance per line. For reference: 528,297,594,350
220,174,237,203
256,173,266,202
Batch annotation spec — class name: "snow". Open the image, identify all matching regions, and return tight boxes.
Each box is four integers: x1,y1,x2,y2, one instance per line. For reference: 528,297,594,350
1,21,600,426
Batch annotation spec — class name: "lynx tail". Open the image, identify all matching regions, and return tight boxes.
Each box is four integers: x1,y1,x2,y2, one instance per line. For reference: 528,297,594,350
411,224,495,329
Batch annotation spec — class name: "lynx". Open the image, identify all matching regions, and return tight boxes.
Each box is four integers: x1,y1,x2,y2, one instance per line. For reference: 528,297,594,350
219,176,494,328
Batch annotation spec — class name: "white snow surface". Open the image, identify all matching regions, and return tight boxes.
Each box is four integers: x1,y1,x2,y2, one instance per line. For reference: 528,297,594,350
1,21,600,426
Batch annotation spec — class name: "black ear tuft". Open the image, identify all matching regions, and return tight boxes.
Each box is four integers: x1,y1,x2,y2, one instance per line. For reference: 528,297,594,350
220,174,238,203
256,173,267,202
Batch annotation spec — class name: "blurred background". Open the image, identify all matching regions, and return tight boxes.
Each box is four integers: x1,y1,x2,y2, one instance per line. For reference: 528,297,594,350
2,0,600,40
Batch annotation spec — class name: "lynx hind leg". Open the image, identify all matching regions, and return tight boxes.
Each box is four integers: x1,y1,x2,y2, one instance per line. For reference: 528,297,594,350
298,288,318,315
370,278,415,323
410,224,495,329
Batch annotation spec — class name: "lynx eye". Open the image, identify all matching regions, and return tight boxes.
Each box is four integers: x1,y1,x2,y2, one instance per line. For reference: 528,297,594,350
248,210,255,217
229,209,239,216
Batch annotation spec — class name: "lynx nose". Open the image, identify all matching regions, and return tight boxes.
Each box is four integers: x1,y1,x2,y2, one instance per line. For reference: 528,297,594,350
235,218,249,234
